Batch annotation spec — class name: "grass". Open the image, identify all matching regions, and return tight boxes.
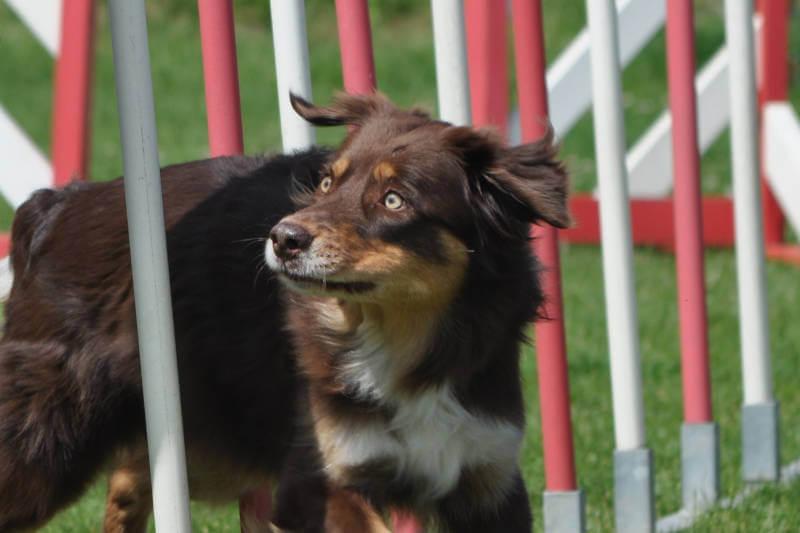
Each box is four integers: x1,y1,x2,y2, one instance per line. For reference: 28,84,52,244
1,0,799,531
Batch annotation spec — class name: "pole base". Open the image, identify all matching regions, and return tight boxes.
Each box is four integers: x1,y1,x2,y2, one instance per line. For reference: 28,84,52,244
614,448,655,533
681,422,720,512
742,402,780,482
543,489,586,533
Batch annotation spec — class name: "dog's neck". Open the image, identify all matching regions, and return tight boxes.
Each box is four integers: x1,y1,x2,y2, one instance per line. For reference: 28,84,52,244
304,297,446,400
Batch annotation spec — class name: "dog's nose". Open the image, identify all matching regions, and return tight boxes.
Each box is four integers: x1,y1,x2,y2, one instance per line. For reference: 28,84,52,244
270,222,314,260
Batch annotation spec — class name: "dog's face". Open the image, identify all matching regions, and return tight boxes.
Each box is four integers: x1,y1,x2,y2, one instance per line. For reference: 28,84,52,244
265,93,570,308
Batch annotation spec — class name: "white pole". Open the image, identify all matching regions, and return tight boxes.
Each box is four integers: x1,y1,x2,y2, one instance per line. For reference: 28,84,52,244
585,0,646,451
270,0,315,152
108,1,192,530
430,0,471,126
724,0,773,405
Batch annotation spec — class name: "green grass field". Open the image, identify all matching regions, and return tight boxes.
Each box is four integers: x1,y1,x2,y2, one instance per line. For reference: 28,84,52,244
2,1,799,531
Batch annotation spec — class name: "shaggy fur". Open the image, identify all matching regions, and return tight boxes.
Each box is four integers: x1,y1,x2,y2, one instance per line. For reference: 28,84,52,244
0,92,569,533
265,93,570,532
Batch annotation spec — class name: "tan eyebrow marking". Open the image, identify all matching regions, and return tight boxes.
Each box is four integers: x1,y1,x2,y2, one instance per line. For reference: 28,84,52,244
373,161,396,181
331,158,350,178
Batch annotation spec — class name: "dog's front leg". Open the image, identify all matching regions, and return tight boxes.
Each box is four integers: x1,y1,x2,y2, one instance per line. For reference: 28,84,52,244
103,455,152,533
239,487,274,533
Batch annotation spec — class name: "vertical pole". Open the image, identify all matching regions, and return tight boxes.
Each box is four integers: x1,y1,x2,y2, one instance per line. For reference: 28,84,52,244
465,0,508,134
511,2,584,530
197,2,278,524
108,1,192,531
270,0,315,152
665,0,719,511
666,0,712,427
334,6,421,531
198,0,244,156
430,0,471,126
756,0,788,244
584,1,654,531
335,0,377,95
726,0,780,483
51,0,95,185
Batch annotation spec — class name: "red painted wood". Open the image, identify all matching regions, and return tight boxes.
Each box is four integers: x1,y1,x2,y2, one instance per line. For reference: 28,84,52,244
335,0,377,95
512,0,577,492
560,195,735,249
666,0,712,423
465,0,508,134
757,0,789,244
51,0,95,185
766,244,800,266
0,234,9,258
198,0,244,156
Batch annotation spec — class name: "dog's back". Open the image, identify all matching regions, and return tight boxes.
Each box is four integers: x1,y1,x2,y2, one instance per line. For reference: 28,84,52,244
0,149,327,530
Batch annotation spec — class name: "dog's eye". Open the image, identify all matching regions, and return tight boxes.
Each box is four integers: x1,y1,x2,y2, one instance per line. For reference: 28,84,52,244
319,176,333,193
382,191,404,210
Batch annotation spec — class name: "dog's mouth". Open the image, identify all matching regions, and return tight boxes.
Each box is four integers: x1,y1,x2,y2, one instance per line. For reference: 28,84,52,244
265,238,375,295
278,271,375,294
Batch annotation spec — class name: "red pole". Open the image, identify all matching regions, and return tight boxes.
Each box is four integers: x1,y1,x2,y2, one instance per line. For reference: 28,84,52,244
333,7,422,531
511,0,577,492
198,1,259,523
198,0,244,156
335,0,377,95
51,0,95,185
666,0,712,424
757,0,788,244
465,0,508,134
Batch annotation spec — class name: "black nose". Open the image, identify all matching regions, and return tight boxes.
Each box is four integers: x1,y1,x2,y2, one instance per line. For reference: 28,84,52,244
269,222,314,260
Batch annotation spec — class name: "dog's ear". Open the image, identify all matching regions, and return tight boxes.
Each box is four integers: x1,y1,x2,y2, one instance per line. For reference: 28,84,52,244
445,126,571,229
290,92,395,126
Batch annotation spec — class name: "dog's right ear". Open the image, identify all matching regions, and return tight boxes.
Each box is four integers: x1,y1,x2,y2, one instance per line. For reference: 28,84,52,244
290,92,394,127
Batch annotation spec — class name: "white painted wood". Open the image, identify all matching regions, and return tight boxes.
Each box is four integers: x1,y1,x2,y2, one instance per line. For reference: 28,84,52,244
108,1,192,529
725,0,773,406
0,107,53,207
585,0,646,451
270,0,315,152
765,103,800,243
0,257,12,302
4,0,62,56
626,18,763,198
431,0,471,126
546,0,665,137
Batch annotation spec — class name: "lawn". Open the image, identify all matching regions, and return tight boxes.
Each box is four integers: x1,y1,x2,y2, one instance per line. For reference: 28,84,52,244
1,1,799,531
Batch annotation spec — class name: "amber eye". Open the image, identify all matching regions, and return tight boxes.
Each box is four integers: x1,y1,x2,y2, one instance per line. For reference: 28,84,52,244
319,176,333,193
383,191,404,210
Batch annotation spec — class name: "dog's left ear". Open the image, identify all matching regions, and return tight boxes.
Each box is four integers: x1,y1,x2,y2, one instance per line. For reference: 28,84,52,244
446,126,571,229
290,91,394,127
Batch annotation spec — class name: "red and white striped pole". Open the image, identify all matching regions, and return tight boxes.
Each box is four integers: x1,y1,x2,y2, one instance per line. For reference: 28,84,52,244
51,0,95,185
511,2,584,530
665,0,718,510
198,0,244,156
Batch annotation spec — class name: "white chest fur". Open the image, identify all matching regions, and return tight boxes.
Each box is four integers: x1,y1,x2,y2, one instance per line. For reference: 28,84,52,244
315,326,523,499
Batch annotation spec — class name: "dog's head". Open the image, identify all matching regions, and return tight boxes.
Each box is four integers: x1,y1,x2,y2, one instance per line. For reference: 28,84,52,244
266,92,569,308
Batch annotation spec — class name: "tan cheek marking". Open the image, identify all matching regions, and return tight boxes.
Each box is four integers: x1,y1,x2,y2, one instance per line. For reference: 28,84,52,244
332,157,350,178
373,161,396,181
353,230,469,307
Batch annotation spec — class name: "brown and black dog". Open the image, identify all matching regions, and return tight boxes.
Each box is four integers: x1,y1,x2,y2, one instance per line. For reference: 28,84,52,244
0,93,569,532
